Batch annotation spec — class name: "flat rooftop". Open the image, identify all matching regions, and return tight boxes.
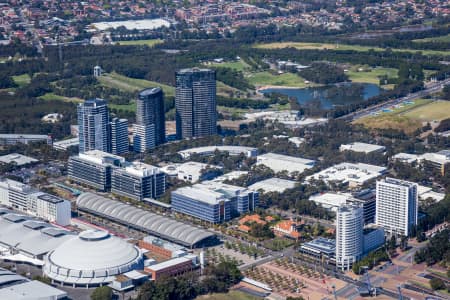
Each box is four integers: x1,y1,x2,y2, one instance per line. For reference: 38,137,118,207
178,145,257,158
249,178,296,193
52,137,79,150
340,142,386,153
256,153,316,174
77,150,125,165
306,162,386,185
146,257,191,272
0,153,38,166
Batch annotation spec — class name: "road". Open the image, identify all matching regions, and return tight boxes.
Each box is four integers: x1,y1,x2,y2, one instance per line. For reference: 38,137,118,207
338,78,450,122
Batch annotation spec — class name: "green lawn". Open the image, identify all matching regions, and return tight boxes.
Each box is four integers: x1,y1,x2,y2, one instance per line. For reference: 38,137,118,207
12,74,31,87
207,60,251,72
413,34,450,43
196,290,261,300
347,66,398,85
255,42,449,57
247,71,313,88
98,72,175,97
38,93,83,103
115,39,163,47
109,102,136,112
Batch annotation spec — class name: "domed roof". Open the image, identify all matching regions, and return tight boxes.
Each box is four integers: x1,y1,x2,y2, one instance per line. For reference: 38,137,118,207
44,230,143,286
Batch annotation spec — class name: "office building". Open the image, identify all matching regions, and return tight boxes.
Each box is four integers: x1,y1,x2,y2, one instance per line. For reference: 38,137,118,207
136,88,165,147
0,134,52,146
0,178,36,211
112,162,165,201
138,236,188,259
256,153,316,175
110,118,129,155
175,68,217,139
348,189,376,225
160,161,223,183
28,192,71,226
339,142,386,154
171,181,258,223
178,145,257,159
68,150,125,191
133,124,155,153
421,150,450,175
376,178,418,237
78,98,110,153
336,205,363,271
0,153,38,166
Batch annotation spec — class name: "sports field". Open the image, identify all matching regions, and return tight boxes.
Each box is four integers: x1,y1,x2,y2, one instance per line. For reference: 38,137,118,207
355,100,450,133
207,60,251,72
255,42,449,56
346,66,398,85
12,74,31,87
115,39,163,47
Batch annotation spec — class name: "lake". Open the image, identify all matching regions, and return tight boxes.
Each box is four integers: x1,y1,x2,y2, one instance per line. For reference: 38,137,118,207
260,83,382,109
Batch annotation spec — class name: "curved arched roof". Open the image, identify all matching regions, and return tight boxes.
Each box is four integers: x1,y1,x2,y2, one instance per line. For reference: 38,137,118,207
76,193,215,247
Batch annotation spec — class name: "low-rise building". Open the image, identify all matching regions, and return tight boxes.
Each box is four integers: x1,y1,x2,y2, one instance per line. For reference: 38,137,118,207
272,219,303,240
339,142,385,154
112,162,165,201
421,150,450,175
363,226,385,254
0,153,38,166
27,192,71,226
391,153,421,164
309,192,351,212
171,181,258,223
0,134,52,146
52,137,79,151
144,256,195,281
178,145,257,159
248,178,296,193
68,150,126,191
160,162,223,183
306,162,387,188
256,153,316,175
138,236,188,259
0,178,36,211
300,237,336,260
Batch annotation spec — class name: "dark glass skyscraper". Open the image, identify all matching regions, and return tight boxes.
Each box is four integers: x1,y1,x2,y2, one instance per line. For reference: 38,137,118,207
175,68,217,139
77,98,109,153
134,88,165,152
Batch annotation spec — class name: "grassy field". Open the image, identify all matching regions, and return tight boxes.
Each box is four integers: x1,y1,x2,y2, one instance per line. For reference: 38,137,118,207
354,99,450,133
196,290,261,300
247,71,313,88
115,39,163,47
98,72,175,97
347,66,398,85
38,93,83,103
206,60,251,72
255,42,449,56
413,34,450,43
12,74,31,87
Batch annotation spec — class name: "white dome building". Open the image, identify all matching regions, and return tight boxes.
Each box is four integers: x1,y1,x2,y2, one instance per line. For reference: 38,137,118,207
44,230,143,287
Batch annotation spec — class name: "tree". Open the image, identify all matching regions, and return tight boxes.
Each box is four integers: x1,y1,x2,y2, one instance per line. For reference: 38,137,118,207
400,236,408,251
91,286,112,300
429,278,445,290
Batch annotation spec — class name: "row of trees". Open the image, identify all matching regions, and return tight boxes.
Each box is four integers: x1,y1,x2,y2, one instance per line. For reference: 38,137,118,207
415,229,450,266
136,261,242,300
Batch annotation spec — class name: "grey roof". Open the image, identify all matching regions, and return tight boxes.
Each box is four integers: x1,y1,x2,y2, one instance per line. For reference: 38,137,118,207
0,214,74,257
139,87,162,96
76,193,215,247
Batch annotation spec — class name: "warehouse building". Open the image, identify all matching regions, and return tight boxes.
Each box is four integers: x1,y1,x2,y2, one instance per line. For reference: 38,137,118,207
256,153,315,175
178,145,257,159
339,142,386,154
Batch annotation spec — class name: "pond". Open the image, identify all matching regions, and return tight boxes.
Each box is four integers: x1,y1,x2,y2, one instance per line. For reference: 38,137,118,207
260,83,382,109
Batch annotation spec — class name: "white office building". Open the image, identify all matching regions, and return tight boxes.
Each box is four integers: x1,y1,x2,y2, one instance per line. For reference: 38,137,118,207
375,178,418,237
336,205,364,271
0,178,36,211
339,142,385,154
256,153,316,175
28,193,71,226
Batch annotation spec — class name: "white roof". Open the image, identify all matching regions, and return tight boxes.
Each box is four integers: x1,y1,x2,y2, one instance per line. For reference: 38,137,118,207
0,153,38,166
78,150,125,165
256,153,315,174
309,192,351,211
44,230,143,285
0,178,35,193
0,213,73,257
92,18,171,31
249,178,296,193
52,137,79,150
391,153,421,163
160,162,221,177
306,162,386,185
419,191,445,202
178,145,257,159
421,151,450,165
123,161,161,177
211,171,248,183
172,186,227,205
340,142,385,153
146,257,191,272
